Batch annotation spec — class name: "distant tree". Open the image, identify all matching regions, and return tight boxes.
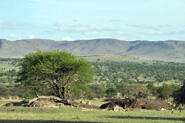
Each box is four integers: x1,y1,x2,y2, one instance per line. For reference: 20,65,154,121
16,50,94,99
120,84,150,98
146,83,158,96
106,87,117,98
0,84,9,98
157,83,180,99
90,84,106,99
173,80,185,106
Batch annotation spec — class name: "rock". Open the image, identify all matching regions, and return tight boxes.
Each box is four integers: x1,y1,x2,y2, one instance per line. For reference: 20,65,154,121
4,102,22,107
58,103,65,107
29,101,56,107
112,105,125,111
100,98,174,110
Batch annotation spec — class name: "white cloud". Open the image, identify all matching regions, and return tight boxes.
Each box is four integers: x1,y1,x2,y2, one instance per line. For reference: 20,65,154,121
54,23,62,26
145,30,185,35
127,24,157,30
0,20,3,24
28,34,35,39
103,28,120,32
0,20,23,30
61,36,73,41
83,31,105,36
9,34,22,40
115,31,124,34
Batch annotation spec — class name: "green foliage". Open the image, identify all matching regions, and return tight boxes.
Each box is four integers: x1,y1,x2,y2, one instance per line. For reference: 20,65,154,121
146,83,158,96
157,83,180,99
117,83,150,98
92,61,185,84
106,87,117,98
0,84,9,98
16,50,94,99
89,84,106,99
173,80,185,106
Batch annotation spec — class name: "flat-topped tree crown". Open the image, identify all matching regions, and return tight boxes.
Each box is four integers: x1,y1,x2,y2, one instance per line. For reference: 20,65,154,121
16,50,94,99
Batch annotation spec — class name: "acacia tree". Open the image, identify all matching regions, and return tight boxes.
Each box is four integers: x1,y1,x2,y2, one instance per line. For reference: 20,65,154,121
16,50,94,99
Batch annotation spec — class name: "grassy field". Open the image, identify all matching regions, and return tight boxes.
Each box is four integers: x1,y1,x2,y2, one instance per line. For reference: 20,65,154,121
0,106,184,123
0,100,185,123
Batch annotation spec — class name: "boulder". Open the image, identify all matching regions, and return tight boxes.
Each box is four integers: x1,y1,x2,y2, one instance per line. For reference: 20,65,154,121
29,101,56,107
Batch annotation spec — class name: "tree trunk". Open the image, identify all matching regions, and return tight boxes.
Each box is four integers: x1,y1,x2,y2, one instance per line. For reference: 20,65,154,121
62,87,66,99
58,89,63,99
28,95,63,105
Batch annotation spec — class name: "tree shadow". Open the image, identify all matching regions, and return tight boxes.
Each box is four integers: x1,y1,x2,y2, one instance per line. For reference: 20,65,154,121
0,120,100,123
108,116,185,121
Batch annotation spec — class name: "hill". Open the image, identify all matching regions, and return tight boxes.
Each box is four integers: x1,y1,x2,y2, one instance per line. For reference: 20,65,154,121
0,39,185,62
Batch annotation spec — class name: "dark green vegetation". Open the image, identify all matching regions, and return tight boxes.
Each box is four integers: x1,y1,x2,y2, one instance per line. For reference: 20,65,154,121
0,55,184,102
16,50,94,99
0,58,22,98
173,80,185,106
1,39,185,62
92,61,185,84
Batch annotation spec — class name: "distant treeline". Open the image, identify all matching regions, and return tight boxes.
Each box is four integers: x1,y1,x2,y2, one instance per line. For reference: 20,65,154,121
1,58,185,84
1,58,185,99
91,61,185,84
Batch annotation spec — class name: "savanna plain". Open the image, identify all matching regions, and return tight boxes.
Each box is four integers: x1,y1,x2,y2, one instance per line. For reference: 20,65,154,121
0,56,185,123
0,100,185,123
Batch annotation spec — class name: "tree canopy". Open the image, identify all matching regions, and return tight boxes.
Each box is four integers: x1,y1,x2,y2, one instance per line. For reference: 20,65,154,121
173,80,185,106
16,50,94,99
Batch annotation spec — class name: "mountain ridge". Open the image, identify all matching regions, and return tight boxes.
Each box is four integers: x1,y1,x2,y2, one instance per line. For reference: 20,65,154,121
0,38,185,62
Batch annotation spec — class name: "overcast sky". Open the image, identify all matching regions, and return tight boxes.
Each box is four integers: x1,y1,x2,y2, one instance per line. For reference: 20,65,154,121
0,0,185,41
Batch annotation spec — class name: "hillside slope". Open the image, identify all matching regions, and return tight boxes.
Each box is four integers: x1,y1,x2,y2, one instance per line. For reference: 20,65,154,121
0,39,185,62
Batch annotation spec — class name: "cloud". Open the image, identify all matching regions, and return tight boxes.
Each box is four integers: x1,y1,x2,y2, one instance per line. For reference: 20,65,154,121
28,34,35,39
58,27,89,33
114,31,124,35
145,30,185,35
127,24,158,30
53,22,90,28
45,23,124,37
61,36,73,41
157,25,172,28
9,34,22,40
103,28,120,32
0,20,3,24
45,25,92,34
53,23,62,26
83,31,105,36
127,24,174,30
0,20,23,30
73,19,78,22
110,19,122,22
64,24,90,28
